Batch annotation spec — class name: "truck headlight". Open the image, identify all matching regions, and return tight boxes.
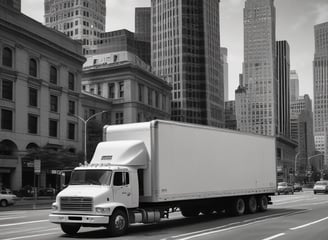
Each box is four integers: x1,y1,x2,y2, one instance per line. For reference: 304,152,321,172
95,207,110,214
52,204,58,211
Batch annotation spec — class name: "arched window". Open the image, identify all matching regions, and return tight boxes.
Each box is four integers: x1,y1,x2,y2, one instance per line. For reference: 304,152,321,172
29,58,37,77
50,66,57,84
2,47,13,68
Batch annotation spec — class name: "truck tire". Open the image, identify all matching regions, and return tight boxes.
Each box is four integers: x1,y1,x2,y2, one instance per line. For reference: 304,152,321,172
107,209,128,237
181,207,200,217
228,198,245,216
60,223,81,235
246,196,257,214
257,196,268,212
0,199,8,207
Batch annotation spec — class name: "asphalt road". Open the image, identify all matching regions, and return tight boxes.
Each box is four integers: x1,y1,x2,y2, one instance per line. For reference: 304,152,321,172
1,190,328,240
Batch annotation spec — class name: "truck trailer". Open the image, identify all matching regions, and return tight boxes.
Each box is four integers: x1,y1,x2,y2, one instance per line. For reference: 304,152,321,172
49,120,277,236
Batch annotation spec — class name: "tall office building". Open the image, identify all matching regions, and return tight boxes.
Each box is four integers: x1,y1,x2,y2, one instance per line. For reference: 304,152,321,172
44,0,106,55
135,7,151,43
290,70,299,102
290,95,315,176
276,40,290,138
151,0,224,127
236,0,277,136
221,47,229,101
313,22,328,154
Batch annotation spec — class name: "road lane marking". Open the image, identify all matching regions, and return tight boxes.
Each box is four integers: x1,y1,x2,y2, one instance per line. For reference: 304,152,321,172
160,222,241,240
0,220,48,227
289,216,328,230
262,233,286,240
1,231,59,240
0,216,26,221
0,227,58,235
162,210,308,240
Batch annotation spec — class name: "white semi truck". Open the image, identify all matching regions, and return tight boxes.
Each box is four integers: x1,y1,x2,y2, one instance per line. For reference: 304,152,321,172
49,120,276,236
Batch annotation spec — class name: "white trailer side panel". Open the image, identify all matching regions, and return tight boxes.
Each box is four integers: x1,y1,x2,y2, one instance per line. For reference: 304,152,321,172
151,121,276,202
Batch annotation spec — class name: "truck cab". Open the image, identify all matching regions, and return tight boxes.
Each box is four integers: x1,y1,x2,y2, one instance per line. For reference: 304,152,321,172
49,140,148,236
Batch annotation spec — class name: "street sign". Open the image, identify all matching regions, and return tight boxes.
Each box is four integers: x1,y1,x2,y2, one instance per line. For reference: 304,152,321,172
34,159,41,174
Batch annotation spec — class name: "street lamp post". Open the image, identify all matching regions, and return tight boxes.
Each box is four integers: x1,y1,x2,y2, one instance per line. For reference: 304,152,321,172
75,111,107,162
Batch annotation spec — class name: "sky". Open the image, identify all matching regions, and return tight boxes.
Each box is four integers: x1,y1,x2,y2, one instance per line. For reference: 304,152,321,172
21,0,328,101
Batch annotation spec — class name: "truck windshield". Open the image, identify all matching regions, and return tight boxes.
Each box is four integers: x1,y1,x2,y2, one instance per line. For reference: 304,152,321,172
69,170,112,186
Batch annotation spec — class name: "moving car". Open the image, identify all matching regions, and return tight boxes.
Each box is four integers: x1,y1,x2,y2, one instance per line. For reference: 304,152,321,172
313,180,328,194
277,182,294,195
0,188,17,207
293,183,303,192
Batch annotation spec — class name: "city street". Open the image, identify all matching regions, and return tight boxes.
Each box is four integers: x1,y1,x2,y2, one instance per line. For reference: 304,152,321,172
1,190,328,240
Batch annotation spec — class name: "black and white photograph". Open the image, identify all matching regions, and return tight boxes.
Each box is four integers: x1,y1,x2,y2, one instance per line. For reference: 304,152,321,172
1,0,328,239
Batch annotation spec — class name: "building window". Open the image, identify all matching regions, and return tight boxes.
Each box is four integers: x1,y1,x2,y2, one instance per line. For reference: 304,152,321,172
50,66,57,84
148,88,153,106
68,122,75,140
119,82,124,98
1,80,13,100
29,58,37,77
2,47,13,68
138,84,144,102
1,109,13,130
162,95,166,111
108,83,115,99
50,95,58,112
68,72,75,90
155,92,159,108
115,112,123,124
68,100,75,114
28,114,38,134
29,87,38,107
49,119,58,137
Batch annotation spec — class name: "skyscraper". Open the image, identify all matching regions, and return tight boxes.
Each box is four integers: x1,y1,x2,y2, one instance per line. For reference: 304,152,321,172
135,7,151,43
151,0,224,127
44,0,106,55
290,95,315,177
276,40,290,138
0,0,20,11
290,70,299,102
236,0,277,136
221,47,229,101
314,21,328,154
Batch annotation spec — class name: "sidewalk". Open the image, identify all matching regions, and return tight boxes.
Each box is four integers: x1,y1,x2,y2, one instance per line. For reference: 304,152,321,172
0,197,54,211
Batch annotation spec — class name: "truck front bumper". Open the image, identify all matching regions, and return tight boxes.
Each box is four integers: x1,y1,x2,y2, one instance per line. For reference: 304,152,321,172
49,213,109,225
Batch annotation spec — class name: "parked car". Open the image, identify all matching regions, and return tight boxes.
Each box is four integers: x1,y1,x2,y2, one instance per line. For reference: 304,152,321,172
277,182,294,195
38,187,56,196
293,183,303,192
0,188,17,207
313,180,328,194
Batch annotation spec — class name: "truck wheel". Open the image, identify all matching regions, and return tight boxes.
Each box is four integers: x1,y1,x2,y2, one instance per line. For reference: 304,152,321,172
108,209,128,237
60,223,81,235
0,200,8,207
181,207,200,217
257,196,268,212
228,198,245,216
246,196,257,213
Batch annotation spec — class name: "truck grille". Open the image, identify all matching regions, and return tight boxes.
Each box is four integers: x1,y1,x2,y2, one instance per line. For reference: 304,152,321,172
60,197,93,211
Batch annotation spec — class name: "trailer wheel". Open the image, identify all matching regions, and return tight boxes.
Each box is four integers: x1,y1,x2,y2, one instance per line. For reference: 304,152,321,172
228,198,245,216
60,223,81,235
107,209,128,237
257,196,268,212
246,196,257,214
181,207,200,217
